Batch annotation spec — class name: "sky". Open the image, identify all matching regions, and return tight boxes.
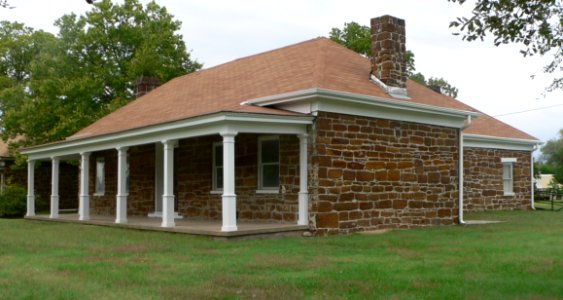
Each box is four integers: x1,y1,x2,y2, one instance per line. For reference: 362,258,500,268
2,0,562,151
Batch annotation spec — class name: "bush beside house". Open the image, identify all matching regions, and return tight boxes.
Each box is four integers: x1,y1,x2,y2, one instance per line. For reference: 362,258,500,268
0,184,27,217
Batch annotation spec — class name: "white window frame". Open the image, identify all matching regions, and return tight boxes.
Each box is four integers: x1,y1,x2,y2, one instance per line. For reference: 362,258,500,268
257,135,280,193
501,157,517,196
94,157,105,196
211,142,223,193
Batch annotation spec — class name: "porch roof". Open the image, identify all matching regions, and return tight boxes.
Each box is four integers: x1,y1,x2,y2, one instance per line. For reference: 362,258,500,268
21,111,313,160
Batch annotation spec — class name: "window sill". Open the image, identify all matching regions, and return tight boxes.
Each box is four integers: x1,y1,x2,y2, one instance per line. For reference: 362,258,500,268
256,189,279,194
503,192,515,197
209,190,223,195
93,193,105,197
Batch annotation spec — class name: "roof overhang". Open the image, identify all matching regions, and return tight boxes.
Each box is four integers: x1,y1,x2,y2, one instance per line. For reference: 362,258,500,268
242,88,479,129
22,112,314,160
463,133,540,151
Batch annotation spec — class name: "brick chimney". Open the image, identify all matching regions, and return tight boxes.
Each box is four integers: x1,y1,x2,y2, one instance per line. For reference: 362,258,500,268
134,76,160,99
370,15,407,90
429,85,442,94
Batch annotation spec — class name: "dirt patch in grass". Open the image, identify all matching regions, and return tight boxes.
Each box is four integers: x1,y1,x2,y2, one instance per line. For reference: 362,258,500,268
246,253,322,270
386,246,423,258
112,244,148,253
410,279,437,290
525,259,555,274
161,272,305,299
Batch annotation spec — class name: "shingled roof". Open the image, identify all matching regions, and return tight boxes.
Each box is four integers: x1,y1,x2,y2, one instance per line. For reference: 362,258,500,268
70,37,536,141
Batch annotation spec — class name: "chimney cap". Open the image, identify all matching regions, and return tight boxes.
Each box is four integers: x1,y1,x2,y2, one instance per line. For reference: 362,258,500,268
370,15,406,26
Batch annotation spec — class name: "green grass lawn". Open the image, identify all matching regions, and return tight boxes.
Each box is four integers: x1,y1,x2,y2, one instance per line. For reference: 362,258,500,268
1,211,561,300
535,199,563,211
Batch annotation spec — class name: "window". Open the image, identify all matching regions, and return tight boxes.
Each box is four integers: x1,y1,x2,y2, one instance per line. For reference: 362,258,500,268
95,158,105,195
501,158,517,196
258,136,280,190
212,142,223,191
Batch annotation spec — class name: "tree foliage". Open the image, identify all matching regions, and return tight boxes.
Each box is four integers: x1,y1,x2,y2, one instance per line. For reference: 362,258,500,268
0,0,202,152
329,21,459,98
0,0,14,9
539,128,563,183
329,22,371,56
448,0,563,92
428,77,459,99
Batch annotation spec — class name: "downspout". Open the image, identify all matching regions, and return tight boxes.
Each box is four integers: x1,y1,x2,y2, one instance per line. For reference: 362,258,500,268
530,144,538,210
459,115,472,224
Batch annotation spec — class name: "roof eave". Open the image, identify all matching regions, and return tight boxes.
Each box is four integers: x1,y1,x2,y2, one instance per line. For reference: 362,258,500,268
21,111,314,160
243,87,479,128
463,133,540,151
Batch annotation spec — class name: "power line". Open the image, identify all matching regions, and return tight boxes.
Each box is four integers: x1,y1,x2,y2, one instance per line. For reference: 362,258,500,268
493,103,563,117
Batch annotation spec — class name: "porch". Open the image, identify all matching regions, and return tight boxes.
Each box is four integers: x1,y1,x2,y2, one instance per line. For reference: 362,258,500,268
22,112,314,235
26,213,309,238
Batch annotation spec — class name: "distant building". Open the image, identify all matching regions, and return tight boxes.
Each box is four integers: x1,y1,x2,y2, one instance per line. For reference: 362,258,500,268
535,174,561,190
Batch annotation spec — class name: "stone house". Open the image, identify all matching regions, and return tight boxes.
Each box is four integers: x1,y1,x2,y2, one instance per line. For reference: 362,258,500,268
22,15,538,235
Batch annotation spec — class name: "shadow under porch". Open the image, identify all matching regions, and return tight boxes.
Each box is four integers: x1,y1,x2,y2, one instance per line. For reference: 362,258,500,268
26,214,308,238
82,134,307,230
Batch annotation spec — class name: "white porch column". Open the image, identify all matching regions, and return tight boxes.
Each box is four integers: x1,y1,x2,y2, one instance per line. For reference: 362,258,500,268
221,132,238,232
115,147,128,224
26,160,35,217
79,152,91,221
161,140,177,228
49,157,60,219
298,134,309,225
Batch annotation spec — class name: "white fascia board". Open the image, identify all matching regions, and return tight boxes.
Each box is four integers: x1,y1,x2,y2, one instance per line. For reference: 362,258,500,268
315,98,469,128
463,134,539,151
243,88,478,128
22,112,313,160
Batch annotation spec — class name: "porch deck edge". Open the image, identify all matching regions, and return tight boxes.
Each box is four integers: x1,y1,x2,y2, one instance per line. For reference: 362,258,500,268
25,215,310,238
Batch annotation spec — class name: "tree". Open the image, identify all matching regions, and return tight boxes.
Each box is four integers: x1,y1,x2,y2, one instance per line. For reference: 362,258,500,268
329,21,371,56
0,0,202,151
428,77,459,99
0,21,56,156
448,0,562,92
329,21,459,97
0,0,14,9
329,22,416,75
539,128,563,183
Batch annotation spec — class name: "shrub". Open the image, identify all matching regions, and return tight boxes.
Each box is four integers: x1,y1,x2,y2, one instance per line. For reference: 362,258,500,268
0,184,27,218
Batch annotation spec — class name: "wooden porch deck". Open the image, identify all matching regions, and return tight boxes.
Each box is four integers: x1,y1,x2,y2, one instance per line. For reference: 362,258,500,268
26,214,309,239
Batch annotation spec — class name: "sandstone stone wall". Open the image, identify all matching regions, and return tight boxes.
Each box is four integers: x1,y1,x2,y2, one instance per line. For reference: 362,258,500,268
90,149,119,215
310,112,460,235
463,147,531,211
10,161,78,211
176,134,299,223
89,134,300,222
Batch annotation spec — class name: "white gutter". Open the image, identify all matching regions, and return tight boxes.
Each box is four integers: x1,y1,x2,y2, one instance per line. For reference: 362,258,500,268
459,115,473,224
242,88,480,120
463,134,538,151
